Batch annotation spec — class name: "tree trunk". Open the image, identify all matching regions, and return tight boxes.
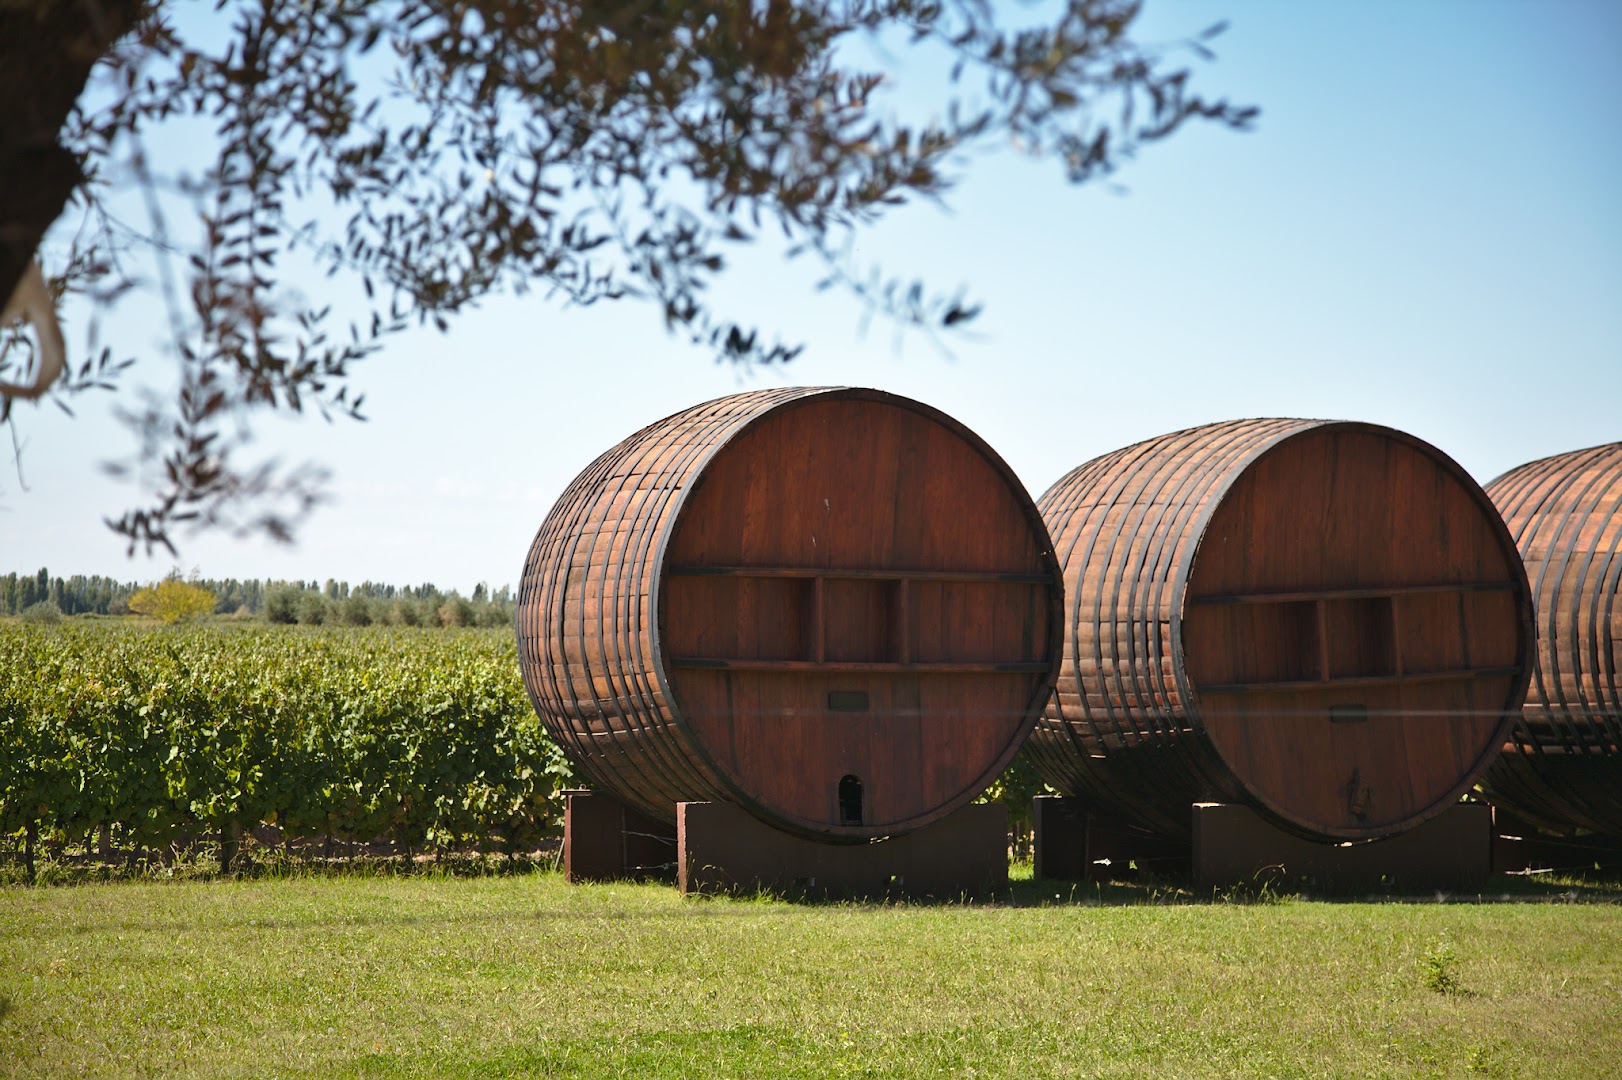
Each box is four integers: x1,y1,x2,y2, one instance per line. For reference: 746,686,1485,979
23,819,38,883
219,820,241,873
0,0,147,307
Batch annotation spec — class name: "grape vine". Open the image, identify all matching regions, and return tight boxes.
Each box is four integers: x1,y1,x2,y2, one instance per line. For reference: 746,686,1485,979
0,622,573,875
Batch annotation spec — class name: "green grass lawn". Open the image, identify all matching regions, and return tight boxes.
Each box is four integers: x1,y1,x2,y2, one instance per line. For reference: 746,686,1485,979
2,870,1619,1079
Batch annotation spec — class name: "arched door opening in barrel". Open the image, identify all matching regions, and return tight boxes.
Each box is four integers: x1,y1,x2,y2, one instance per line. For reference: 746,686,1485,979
838,775,865,826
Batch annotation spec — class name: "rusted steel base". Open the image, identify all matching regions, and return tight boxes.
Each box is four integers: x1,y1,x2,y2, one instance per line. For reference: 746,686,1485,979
677,801,1008,899
1032,796,1190,881
1491,808,1622,874
563,789,678,884
1192,802,1493,892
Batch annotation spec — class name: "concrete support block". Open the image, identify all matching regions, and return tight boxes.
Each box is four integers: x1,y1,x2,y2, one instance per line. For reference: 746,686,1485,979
1033,795,1190,881
1490,807,1622,874
1192,801,1492,892
563,789,677,884
678,801,1008,899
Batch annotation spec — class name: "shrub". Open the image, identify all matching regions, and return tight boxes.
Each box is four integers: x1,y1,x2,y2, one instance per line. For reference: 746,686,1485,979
978,748,1053,860
128,579,218,624
476,601,514,629
386,599,421,627
19,600,63,625
264,587,301,624
438,594,475,628
340,594,374,627
296,592,328,626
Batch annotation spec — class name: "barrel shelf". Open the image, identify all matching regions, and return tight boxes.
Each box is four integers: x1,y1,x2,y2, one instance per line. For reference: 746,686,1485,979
1507,740,1622,756
1186,580,1521,606
665,560,1051,671
1199,666,1524,696
668,565,1053,584
667,659,1054,673
1187,580,1524,690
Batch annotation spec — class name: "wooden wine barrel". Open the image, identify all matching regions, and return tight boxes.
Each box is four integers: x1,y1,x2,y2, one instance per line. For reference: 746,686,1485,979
1479,443,1622,837
516,387,1062,842
1024,419,1534,841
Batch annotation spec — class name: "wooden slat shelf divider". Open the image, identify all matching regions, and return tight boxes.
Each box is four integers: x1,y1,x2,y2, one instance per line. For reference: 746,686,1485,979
1503,743,1622,756
667,565,1054,584
668,658,1054,674
1199,666,1523,695
812,575,826,664
897,577,911,665
1186,581,1520,606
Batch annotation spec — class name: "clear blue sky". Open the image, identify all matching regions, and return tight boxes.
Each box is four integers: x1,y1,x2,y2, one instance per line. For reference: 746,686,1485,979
4,0,1619,594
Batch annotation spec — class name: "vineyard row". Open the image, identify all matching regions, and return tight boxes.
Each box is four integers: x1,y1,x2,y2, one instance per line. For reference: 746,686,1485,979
0,623,575,874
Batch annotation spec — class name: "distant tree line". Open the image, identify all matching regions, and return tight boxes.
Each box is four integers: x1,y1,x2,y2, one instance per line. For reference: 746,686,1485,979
0,568,514,627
